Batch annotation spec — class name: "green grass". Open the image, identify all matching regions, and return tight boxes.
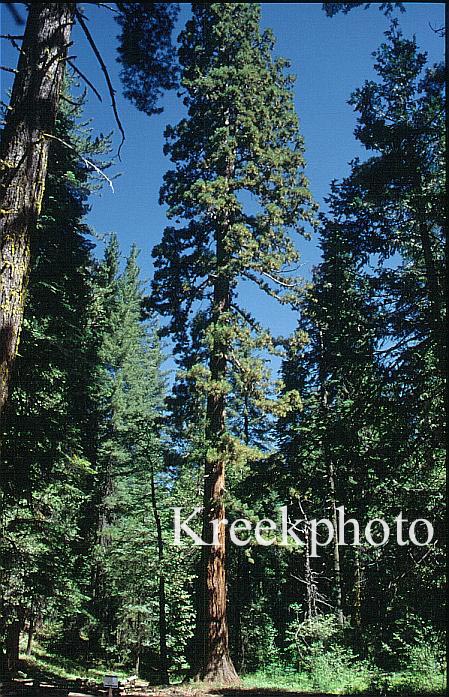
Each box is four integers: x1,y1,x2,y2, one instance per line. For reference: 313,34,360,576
242,666,447,695
18,641,128,682
15,641,447,696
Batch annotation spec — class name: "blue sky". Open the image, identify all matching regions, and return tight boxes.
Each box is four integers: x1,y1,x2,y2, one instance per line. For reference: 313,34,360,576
0,2,445,354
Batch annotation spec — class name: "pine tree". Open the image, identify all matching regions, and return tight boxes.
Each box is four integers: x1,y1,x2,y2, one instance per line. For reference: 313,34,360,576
339,24,446,633
322,3,404,17
279,23,446,642
87,241,188,680
151,3,315,682
279,211,381,631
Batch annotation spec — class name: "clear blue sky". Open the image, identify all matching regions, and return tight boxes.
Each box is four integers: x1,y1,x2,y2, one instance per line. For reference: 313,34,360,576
0,2,445,356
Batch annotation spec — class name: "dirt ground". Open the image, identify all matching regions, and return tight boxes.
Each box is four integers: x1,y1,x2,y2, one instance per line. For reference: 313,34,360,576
1,681,445,697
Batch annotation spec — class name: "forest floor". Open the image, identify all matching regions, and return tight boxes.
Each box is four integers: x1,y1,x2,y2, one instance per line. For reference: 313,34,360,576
2,648,445,697
1,679,447,697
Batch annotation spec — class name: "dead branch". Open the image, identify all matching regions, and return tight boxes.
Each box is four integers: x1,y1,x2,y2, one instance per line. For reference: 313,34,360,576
61,92,86,108
0,66,18,74
43,132,115,192
67,59,103,103
0,34,24,54
95,3,122,15
261,269,299,288
5,3,25,26
75,9,125,158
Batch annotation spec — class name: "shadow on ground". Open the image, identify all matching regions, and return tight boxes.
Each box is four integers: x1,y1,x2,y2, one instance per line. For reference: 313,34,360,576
1,676,446,697
209,689,446,697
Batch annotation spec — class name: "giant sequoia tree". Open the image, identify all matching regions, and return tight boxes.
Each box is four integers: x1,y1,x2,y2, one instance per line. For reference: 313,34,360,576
152,3,314,682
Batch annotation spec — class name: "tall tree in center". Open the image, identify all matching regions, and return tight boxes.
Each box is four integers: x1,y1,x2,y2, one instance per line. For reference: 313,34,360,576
152,3,314,682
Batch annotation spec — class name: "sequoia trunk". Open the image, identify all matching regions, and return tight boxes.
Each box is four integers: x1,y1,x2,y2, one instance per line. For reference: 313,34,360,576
194,239,239,683
0,4,74,417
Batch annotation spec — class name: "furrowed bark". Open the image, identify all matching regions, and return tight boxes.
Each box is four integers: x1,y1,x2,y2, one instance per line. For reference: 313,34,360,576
194,231,239,684
0,4,74,418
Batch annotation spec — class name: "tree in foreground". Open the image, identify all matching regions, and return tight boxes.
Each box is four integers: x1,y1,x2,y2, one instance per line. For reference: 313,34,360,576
0,4,75,417
152,3,315,682
0,2,178,419
0,86,106,675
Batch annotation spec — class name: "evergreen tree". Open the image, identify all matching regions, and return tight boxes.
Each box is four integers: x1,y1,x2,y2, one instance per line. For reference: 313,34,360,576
322,3,404,17
152,3,315,682
0,4,75,416
0,2,179,417
339,25,446,636
279,24,445,653
0,88,107,674
87,241,193,681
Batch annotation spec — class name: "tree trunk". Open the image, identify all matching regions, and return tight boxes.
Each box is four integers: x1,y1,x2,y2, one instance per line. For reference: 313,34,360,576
417,219,446,377
304,523,317,620
328,459,344,627
26,613,34,656
0,3,74,418
5,618,21,675
318,330,344,627
353,547,362,629
149,462,169,684
193,235,239,683
135,611,141,677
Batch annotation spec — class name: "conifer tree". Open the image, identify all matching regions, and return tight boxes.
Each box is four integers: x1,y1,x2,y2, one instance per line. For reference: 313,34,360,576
152,3,315,682
279,24,445,639
88,241,184,680
0,2,179,418
345,24,446,378
0,88,107,674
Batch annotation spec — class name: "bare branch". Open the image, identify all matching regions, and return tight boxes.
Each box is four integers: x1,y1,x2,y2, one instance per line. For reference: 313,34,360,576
428,21,445,37
67,59,103,103
261,269,299,288
0,66,18,75
61,91,86,108
5,3,25,26
43,133,115,192
0,34,23,53
94,3,122,15
75,9,125,158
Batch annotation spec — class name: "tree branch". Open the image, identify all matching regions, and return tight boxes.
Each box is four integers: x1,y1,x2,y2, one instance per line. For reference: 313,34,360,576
75,9,125,158
5,3,25,26
94,3,122,15
260,269,299,288
67,59,103,103
43,133,115,192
